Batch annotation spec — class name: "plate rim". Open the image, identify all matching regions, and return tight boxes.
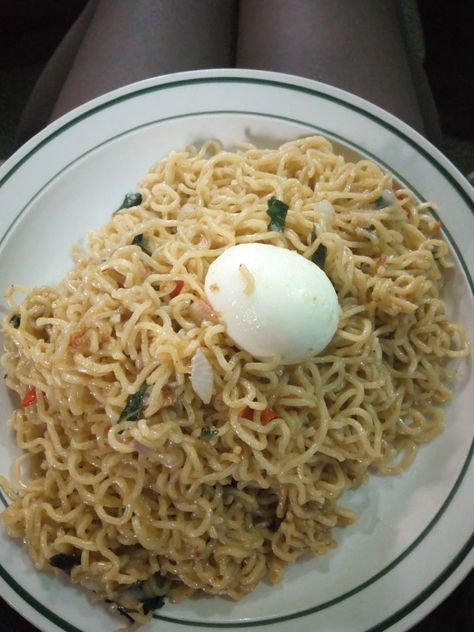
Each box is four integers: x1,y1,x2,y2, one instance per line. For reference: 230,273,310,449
0,68,473,632
1,69,473,204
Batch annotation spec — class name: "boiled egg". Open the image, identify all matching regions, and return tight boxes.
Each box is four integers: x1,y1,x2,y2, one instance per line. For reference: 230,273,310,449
204,243,339,364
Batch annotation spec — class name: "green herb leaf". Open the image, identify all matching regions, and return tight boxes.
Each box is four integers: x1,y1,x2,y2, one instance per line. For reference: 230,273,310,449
119,383,148,422
311,244,327,270
310,228,327,270
266,197,288,232
141,596,165,614
131,233,152,256
9,313,21,328
49,552,81,573
200,427,218,437
117,192,142,211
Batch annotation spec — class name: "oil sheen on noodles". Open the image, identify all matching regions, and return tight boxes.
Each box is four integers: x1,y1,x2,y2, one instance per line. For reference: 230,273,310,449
0,136,468,629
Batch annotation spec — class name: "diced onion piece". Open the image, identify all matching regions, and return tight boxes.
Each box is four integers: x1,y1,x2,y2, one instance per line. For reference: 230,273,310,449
190,349,214,404
133,440,154,456
162,385,177,406
375,189,396,209
189,299,218,325
70,331,84,348
314,200,335,235
314,199,335,218
155,450,182,469
178,202,196,220
382,188,395,203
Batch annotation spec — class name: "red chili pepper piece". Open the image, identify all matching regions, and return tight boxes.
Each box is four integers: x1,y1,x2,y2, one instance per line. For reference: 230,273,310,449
21,387,38,408
392,181,408,202
242,407,254,420
261,408,278,426
169,280,184,299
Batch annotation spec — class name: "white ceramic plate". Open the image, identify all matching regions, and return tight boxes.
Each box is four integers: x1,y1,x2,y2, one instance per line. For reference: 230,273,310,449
0,69,472,632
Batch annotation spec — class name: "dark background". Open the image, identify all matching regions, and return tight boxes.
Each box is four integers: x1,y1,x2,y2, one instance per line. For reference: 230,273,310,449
0,0,473,171
0,1,472,631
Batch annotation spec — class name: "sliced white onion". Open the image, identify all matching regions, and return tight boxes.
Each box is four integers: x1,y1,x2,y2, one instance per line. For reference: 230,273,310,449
314,199,336,219
154,450,183,469
189,299,218,325
313,199,336,236
196,236,210,250
383,189,396,204
133,440,154,456
162,384,177,406
178,202,196,220
190,349,214,404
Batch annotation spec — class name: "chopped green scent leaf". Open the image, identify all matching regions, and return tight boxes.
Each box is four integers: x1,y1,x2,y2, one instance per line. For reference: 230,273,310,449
9,313,21,328
266,197,289,232
311,244,327,270
374,190,395,209
119,383,148,422
49,552,81,573
141,596,165,614
200,427,218,437
131,233,152,256
117,192,142,211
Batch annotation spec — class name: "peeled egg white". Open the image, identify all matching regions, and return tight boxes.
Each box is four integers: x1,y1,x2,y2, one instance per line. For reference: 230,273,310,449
204,243,339,364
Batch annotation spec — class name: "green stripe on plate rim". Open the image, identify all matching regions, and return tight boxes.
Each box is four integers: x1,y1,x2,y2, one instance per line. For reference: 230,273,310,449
0,489,8,507
0,563,84,632
0,76,473,217
0,77,472,631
